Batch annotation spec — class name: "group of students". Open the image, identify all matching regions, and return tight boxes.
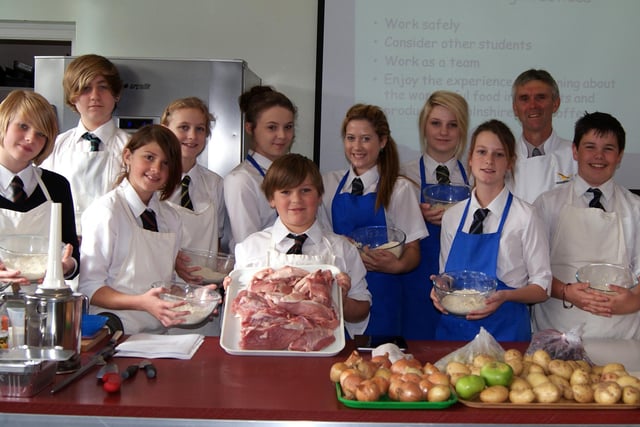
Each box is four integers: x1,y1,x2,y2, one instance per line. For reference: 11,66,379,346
0,54,638,343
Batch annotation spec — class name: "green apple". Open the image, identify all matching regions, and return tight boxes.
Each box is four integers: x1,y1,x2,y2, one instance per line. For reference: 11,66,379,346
480,361,513,387
455,374,486,400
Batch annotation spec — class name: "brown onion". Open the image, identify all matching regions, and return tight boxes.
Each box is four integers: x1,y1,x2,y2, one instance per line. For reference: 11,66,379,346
340,372,363,400
356,379,382,402
423,362,440,375
371,375,390,395
330,362,348,383
388,379,404,401
345,350,363,368
397,381,424,402
428,371,451,386
391,357,422,374
356,360,378,379
400,372,422,384
371,353,392,369
427,384,452,402
419,378,433,399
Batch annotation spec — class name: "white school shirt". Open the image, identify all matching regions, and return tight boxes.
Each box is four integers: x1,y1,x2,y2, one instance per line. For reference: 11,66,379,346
440,186,552,292
234,218,372,336
223,151,276,250
78,179,183,301
167,164,226,243
322,166,428,243
533,175,640,278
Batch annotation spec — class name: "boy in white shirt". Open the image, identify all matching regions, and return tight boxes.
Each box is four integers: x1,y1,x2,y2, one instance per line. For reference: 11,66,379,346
232,153,371,337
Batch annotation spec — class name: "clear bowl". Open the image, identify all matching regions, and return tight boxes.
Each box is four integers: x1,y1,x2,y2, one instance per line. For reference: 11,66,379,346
423,184,471,211
576,263,637,294
180,249,235,284
348,226,406,258
152,281,222,325
0,235,50,282
432,270,497,316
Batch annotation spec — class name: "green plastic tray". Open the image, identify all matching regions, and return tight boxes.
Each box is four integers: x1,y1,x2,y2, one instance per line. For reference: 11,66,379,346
336,383,458,409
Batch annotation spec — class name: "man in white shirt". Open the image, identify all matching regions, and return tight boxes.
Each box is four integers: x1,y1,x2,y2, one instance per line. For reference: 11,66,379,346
532,112,640,339
507,69,577,203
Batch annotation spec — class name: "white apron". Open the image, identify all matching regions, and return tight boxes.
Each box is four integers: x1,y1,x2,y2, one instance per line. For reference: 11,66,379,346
0,169,52,237
533,184,640,339
89,189,177,335
266,235,336,268
55,149,121,234
167,197,218,253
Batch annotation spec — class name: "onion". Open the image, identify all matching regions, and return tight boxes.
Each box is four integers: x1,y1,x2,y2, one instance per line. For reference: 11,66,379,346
423,362,440,375
391,357,422,374
371,375,390,395
345,350,363,368
374,367,392,381
356,360,378,379
397,381,423,402
428,371,450,387
388,379,404,401
330,362,348,383
419,378,433,399
400,372,422,384
340,372,363,400
371,353,392,369
427,384,452,402
356,379,382,402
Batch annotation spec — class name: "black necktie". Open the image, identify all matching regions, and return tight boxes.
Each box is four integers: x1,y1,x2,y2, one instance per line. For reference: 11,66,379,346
180,176,194,210
435,165,450,184
10,176,27,204
531,147,543,157
469,208,490,234
140,209,158,232
82,132,101,152
587,188,605,211
351,177,363,196
286,233,308,255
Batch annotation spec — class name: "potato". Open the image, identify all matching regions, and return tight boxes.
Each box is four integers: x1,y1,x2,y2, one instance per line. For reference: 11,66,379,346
523,353,533,363
566,360,581,372
532,349,551,373
569,368,591,386
622,385,640,405
548,374,573,400
509,387,536,404
503,348,523,363
591,365,604,376
528,363,545,374
449,372,468,387
575,360,591,372
602,363,626,374
445,361,471,377
479,385,509,403
601,371,621,382
473,353,496,369
527,372,550,388
548,359,573,380
594,381,622,404
509,376,532,391
616,375,640,389
533,381,561,403
506,359,524,377
572,383,594,403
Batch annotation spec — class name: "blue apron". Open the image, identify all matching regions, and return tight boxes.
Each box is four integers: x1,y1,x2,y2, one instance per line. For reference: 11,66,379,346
435,192,531,341
401,158,469,339
332,171,402,336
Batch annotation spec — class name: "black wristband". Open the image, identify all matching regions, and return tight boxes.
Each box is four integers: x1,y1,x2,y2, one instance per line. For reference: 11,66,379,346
562,283,574,309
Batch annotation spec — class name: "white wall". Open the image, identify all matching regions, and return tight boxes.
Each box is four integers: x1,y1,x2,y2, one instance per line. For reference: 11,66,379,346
0,0,318,160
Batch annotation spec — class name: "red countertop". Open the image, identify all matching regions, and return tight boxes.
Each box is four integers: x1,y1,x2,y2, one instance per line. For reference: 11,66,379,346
0,338,638,425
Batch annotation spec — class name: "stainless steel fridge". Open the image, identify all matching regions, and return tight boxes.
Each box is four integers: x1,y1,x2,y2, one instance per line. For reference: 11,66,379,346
34,56,261,177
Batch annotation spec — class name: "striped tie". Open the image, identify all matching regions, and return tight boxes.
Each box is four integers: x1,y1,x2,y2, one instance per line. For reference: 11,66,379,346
180,176,194,210
82,132,101,152
140,209,158,232
587,188,605,211
286,233,308,254
10,176,27,204
435,165,450,184
469,208,489,234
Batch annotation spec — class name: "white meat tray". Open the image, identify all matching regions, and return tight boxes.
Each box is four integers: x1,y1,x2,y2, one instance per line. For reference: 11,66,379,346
220,265,345,357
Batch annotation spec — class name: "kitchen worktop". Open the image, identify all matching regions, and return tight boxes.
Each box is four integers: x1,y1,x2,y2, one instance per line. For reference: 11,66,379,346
0,337,638,427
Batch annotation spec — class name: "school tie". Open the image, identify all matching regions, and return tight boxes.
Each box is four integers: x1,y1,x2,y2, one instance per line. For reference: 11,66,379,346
469,208,490,234
587,188,605,211
82,132,101,152
10,176,27,204
435,165,451,184
351,177,364,196
140,208,158,232
286,233,308,255
180,175,194,210
531,147,543,157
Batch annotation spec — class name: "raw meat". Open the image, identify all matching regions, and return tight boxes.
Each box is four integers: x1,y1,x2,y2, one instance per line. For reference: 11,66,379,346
231,266,340,351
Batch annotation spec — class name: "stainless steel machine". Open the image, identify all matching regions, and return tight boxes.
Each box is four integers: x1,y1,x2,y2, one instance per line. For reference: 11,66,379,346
34,56,261,177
